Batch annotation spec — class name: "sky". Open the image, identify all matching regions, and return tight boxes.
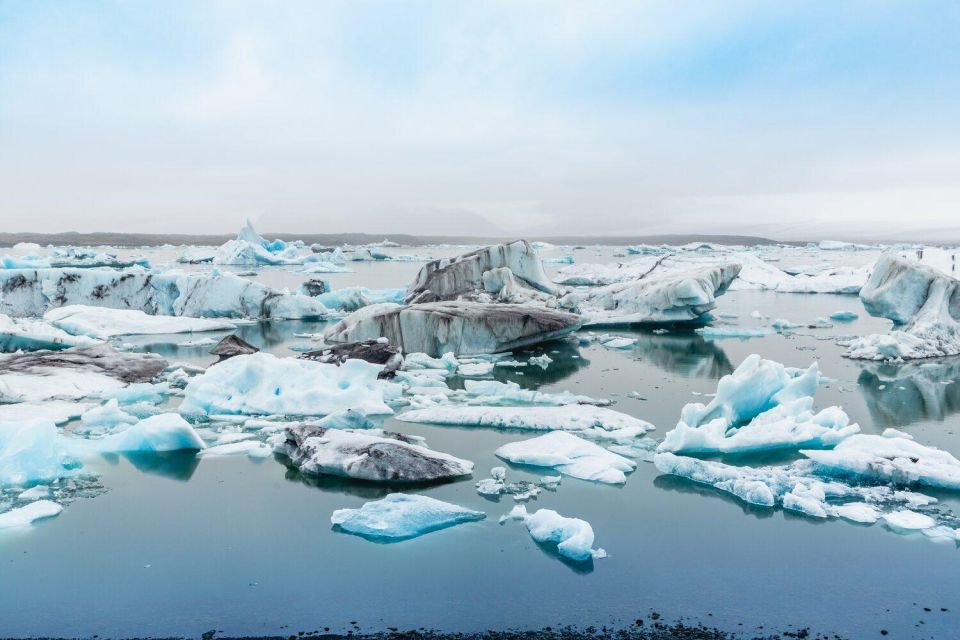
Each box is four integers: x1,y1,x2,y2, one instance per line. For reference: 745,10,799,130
1,0,959,241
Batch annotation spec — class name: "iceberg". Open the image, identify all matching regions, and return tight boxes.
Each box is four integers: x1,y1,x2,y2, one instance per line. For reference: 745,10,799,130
502,505,603,562
0,500,63,529
0,400,91,425
569,263,741,325
845,253,960,360
405,241,555,304
495,431,636,484
330,493,485,541
315,287,406,312
0,268,326,320
0,314,101,352
79,399,138,433
180,352,393,418
299,339,402,378
209,334,259,362
44,305,237,339
212,221,303,266
397,405,654,439
275,424,473,483
659,355,859,454
323,302,582,356
91,413,205,453
0,420,82,487
802,433,960,491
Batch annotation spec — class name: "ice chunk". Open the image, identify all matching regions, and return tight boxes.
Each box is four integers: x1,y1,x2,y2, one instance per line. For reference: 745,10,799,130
0,268,326,320
315,287,405,312
830,310,859,322
833,502,880,524
209,334,259,362
330,493,485,541
457,362,494,377
803,434,960,490
398,405,654,438
0,400,91,425
79,399,138,432
199,440,272,458
405,241,555,304
496,431,636,484
600,336,637,349
570,263,741,325
180,353,393,418
93,414,205,453
0,314,101,352
299,340,402,378
695,326,776,339
275,424,473,483
324,301,582,356
882,510,936,533
0,421,81,487
504,505,603,562
44,305,237,339
846,253,960,360
212,221,303,265
0,500,63,529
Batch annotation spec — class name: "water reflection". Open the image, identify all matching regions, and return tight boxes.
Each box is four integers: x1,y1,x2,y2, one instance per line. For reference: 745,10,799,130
99,450,201,482
857,359,960,428
599,329,733,379
653,474,775,520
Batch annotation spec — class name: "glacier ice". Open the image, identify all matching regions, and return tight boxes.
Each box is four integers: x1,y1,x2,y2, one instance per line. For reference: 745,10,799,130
658,355,859,454
845,253,960,360
44,305,237,339
180,353,393,418
314,287,406,312
405,241,555,304
495,431,636,484
91,413,205,453
212,221,304,266
275,424,473,483
0,268,326,320
299,339,402,378
397,405,654,439
502,505,603,562
0,400,91,425
330,493,485,541
323,301,582,357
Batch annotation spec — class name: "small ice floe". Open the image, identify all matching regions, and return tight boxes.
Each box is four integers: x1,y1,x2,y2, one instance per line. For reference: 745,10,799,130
457,362,495,377
331,493,485,541
882,510,937,533
527,354,552,369
44,305,237,339
475,467,557,501
180,352,393,418
500,505,605,562
695,326,776,340
659,354,858,454
599,336,637,349
199,440,272,459
462,379,608,407
0,400,91,425
830,310,859,322
397,405,653,439
495,431,636,484
0,500,63,530
274,424,473,483
76,399,139,436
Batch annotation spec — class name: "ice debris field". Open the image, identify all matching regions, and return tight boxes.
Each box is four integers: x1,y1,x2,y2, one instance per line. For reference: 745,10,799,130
3,226,960,637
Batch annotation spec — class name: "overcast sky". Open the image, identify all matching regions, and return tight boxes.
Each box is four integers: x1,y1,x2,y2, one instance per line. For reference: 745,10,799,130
1,1,959,240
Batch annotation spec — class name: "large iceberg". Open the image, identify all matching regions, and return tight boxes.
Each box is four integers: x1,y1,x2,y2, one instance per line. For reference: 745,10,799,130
323,302,582,356
658,355,859,454
0,313,101,352
405,241,555,304
502,505,603,562
0,268,326,320
845,253,960,360
567,263,741,325
0,346,167,402
212,221,304,266
397,405,654,439
274,424,473,483
330,493,485,541
180,352,393,418
495,431,636,484
44,305,237,339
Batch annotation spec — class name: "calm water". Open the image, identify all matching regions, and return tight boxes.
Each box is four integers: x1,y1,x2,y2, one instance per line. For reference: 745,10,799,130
1,245,958,638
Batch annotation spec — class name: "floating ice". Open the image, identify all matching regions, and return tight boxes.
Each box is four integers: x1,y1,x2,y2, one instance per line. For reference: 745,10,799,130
79,399,138,433
695,326,776,340
882,510,937,533
0,400,91,425
199,440,272,458
659,355,858,454
275,424,473,483
457,362,494,377
496,431,636,484
846,253,960,360
0,500,63,529
213,221,304,266
324,301,582,356
502,505,603,562
180,353,393,418
44,305,237,339
398,405,653,439
315,287,406,312
830,310,859,322
0,421,81,487
0,314,101,352
91,414,205,453
330,493,485,541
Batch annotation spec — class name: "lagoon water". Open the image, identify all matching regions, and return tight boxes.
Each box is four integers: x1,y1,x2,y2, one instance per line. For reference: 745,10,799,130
1,244,958,638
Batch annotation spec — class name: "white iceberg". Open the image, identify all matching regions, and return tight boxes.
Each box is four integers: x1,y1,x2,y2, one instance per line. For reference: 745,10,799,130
330,493,485,540
397,405,653,439
495,431,636,484
0,500,63,529
44,305,237,339
659,355,859,454
0,314,101,352
503,505,604,562
180,352,393,418
212,221,303,266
